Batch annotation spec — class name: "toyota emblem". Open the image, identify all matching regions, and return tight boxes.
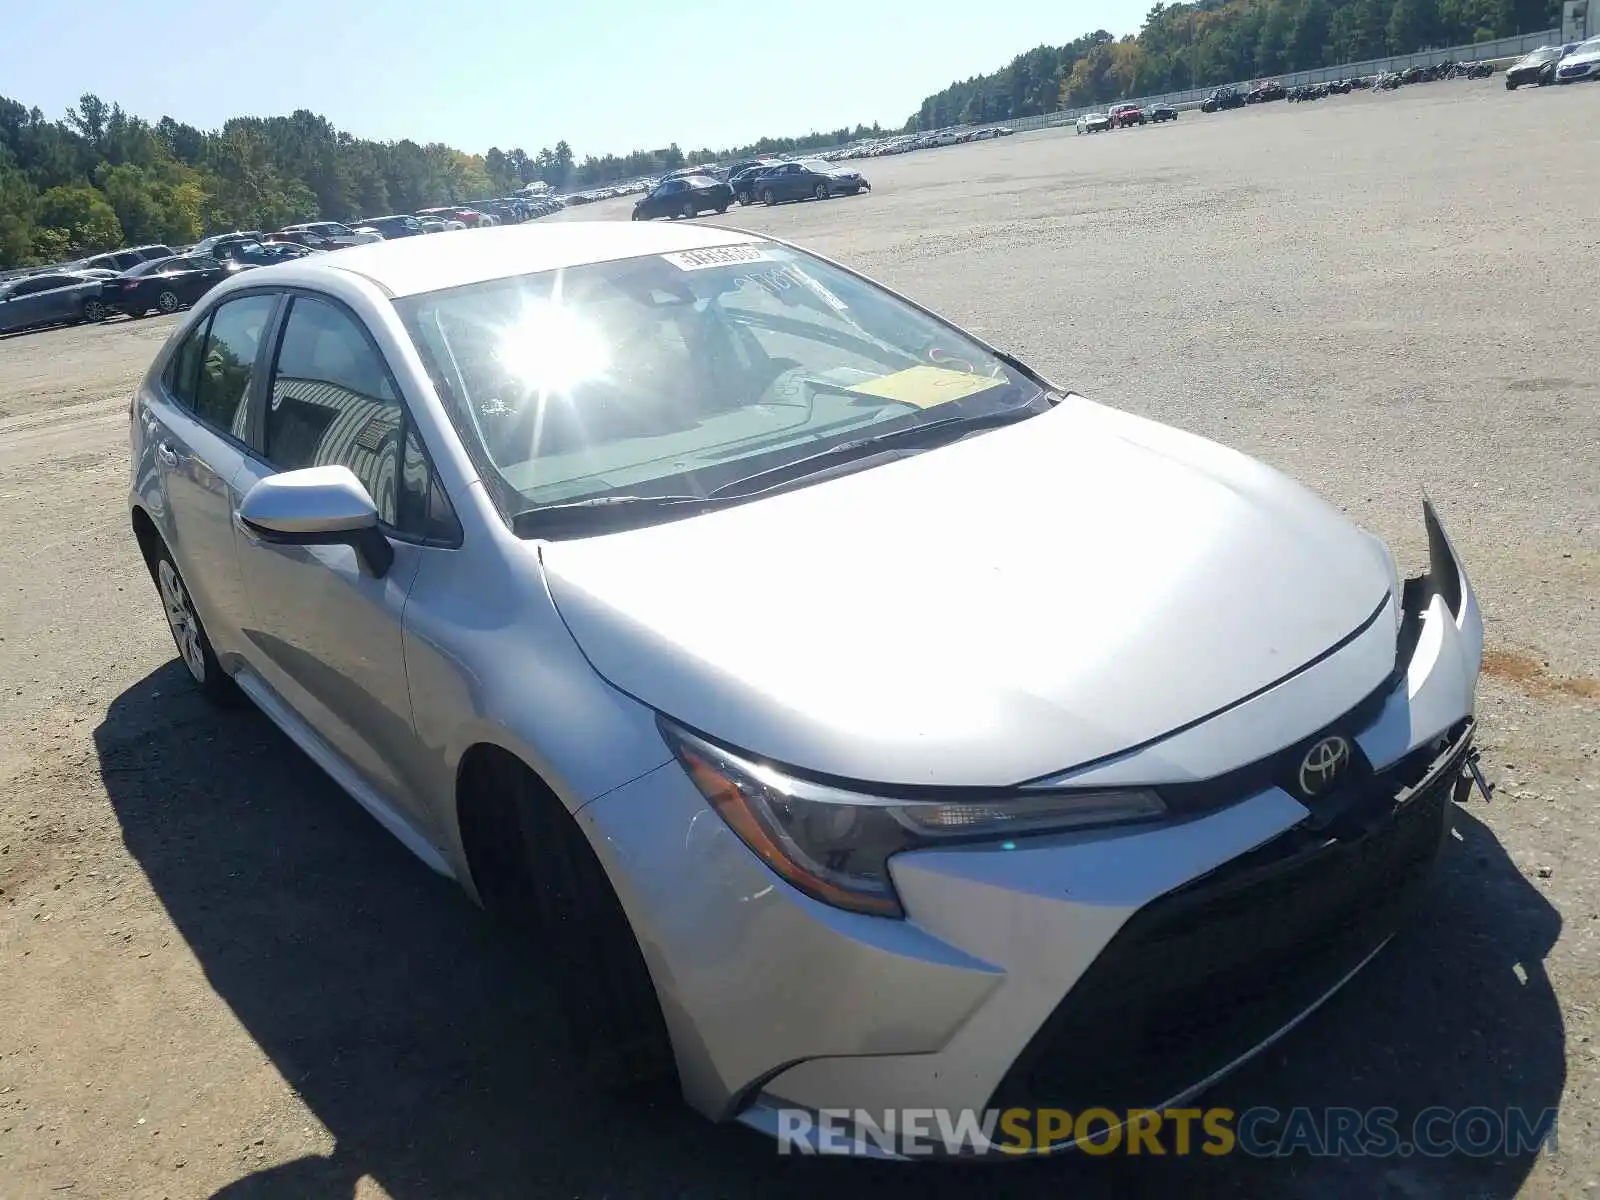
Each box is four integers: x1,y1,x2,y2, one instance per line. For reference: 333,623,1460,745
1298,736,1351,797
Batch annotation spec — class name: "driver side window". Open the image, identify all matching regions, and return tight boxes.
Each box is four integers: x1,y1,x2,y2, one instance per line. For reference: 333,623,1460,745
263,294,459,542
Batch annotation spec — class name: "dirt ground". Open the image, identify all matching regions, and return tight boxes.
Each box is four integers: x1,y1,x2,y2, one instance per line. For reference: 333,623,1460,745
1,81,1597,1199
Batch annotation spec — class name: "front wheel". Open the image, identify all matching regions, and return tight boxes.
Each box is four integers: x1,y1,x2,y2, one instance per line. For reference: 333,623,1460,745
680,200,697,220
762,188,776,206
631,209,643,220
81,297,108,323
813,183,829,201
467,754,675,1091
715,204,728,214
1506,78,1517,90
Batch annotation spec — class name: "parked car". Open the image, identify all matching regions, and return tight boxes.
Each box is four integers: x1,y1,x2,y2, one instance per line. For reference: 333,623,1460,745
129,221,1488,1150
355,215,429,239
1247,80,1287,102
1200,86,1246,112
1501,46,1562,88
729,164,774,206
1110,104,1146,127
1553,36,1600,83
98,255,231,317
0,271,109,331
279,221,383,248
750,160,868,205
68,245,178,274
266,231,335,251
192,232,264,258
1147,103,1179,122
631,175,734,220
1076,112,1113,133
417,207,492,228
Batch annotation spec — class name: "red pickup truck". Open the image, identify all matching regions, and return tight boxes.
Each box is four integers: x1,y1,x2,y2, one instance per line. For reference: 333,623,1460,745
1111,104,1147,127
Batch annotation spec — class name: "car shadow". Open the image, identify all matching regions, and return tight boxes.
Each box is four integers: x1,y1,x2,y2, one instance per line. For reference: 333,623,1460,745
96,662,1564,1199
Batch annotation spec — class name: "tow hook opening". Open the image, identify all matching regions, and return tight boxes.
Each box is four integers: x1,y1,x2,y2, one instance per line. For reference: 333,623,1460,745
1453,747,1495,804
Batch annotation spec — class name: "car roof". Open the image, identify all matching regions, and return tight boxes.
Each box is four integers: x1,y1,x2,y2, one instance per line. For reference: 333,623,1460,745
265,221,762,298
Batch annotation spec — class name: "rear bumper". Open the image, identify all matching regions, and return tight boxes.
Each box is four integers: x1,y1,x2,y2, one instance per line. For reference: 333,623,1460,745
581,503,1483,1147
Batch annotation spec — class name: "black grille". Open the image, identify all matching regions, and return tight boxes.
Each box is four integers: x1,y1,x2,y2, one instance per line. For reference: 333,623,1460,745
988,725,1470,1114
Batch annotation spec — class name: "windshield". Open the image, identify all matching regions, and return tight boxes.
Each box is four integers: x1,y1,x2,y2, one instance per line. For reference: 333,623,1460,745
395,240,1044,526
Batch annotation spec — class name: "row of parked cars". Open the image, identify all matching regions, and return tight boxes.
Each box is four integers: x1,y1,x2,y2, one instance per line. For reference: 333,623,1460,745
0,194,569,336
561,127,1015,205
1504,37,1600,87
1075,103,1179,132
630,157,873,220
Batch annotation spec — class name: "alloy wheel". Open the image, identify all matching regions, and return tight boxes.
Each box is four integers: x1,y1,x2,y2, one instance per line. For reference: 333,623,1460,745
157,290,180,314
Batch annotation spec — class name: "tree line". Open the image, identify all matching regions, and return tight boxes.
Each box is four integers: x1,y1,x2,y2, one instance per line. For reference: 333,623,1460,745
907,0,1559,128
0,90,892,269
1,0,1557,269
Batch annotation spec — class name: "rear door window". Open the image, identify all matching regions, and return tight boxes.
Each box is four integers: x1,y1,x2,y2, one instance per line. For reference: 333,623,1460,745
192,294,277,441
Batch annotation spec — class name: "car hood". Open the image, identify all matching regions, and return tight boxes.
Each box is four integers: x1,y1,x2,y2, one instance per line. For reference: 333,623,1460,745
541,397,1394,787
1559,47,1600,66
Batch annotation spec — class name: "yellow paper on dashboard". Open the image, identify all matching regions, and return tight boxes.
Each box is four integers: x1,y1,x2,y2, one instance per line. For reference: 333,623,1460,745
848,365,1004,409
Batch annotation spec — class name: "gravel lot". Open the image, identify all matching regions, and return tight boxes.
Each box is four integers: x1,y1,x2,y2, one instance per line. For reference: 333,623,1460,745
1,81,1597,1200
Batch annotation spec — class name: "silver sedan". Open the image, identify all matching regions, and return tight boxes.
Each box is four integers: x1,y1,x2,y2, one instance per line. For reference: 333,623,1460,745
0,270,110,331
129,222,1486,1156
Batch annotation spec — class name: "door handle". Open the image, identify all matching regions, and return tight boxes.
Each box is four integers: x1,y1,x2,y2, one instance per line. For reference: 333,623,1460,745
155,441,179,467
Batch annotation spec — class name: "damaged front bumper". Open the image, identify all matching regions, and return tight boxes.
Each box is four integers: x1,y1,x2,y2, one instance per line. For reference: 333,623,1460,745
584,501,1487,1153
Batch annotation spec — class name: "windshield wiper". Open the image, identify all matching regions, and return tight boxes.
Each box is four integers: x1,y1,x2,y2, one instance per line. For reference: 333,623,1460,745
706,404,1040,499
511,493,734,537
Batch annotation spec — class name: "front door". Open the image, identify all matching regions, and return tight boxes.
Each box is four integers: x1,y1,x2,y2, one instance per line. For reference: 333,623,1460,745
231,291,435,828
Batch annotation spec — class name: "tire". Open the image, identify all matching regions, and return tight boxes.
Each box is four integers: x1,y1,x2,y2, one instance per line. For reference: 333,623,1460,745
813,182,829,201
470,755,674,1090
631,210,643,221
680,200,696,220
156,289,181,315
81,297,108,323
1506,78,1516,90
715,204,728,214
762,188,776,206
148,540,241,707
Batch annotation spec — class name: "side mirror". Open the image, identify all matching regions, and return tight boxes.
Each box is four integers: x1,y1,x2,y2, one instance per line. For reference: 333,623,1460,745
238,465,394,578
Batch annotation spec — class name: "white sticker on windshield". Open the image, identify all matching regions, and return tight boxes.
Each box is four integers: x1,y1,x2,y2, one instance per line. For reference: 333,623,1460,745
661,244,771,271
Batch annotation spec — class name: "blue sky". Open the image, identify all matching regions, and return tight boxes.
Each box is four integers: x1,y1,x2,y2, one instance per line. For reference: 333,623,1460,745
2,0,1152,158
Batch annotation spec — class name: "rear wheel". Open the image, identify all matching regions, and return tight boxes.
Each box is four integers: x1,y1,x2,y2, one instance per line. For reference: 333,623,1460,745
156,289,181,314
762,188,776,206
680,200,697,220
80,297,108,323
148,540,240,707
464,754,675,1090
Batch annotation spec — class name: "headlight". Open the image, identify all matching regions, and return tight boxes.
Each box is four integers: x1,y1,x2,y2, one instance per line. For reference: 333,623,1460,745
659,718,1165,918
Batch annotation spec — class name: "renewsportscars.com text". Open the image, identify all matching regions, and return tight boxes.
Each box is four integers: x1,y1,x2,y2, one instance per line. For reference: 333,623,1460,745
776,1106,1560,1158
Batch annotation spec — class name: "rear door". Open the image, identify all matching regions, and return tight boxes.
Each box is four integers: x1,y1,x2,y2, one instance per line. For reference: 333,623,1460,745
18,275,78,325
145,291,281,663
